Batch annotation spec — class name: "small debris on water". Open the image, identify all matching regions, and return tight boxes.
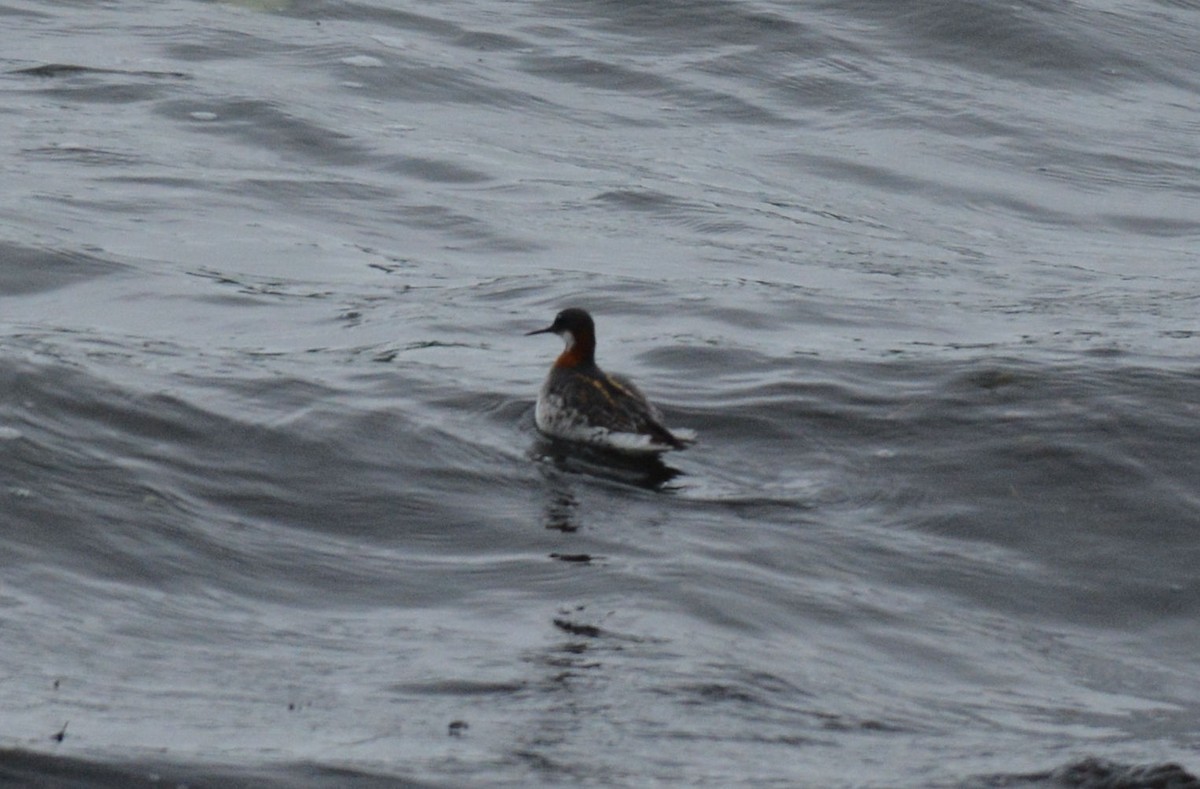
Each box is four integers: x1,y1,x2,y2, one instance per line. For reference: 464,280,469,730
553,618,601,638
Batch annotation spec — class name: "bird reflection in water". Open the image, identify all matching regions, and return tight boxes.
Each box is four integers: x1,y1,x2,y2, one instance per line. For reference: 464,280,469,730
530,435,683,499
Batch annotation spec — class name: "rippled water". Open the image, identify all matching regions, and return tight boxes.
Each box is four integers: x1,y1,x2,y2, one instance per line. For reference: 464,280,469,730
1,0,1198,786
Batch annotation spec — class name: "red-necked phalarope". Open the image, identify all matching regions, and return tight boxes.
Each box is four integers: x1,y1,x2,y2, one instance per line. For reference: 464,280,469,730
526,308,695,454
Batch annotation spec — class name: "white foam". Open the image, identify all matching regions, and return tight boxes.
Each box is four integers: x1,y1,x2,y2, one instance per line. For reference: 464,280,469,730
341,55,385,68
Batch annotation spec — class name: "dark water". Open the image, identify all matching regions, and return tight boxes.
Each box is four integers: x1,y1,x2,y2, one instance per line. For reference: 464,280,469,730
2,0,1199,786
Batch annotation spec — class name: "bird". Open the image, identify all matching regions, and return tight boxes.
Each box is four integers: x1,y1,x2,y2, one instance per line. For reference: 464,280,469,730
526,307,695,454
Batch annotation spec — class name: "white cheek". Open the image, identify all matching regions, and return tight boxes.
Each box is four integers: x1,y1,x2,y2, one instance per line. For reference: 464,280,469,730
562,330,576,348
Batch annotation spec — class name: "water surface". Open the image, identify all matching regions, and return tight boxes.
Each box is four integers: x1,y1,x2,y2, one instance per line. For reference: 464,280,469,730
1,0,1198,786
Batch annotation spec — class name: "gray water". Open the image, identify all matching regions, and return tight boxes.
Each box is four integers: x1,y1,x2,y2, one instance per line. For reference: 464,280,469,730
1,0,1199,786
